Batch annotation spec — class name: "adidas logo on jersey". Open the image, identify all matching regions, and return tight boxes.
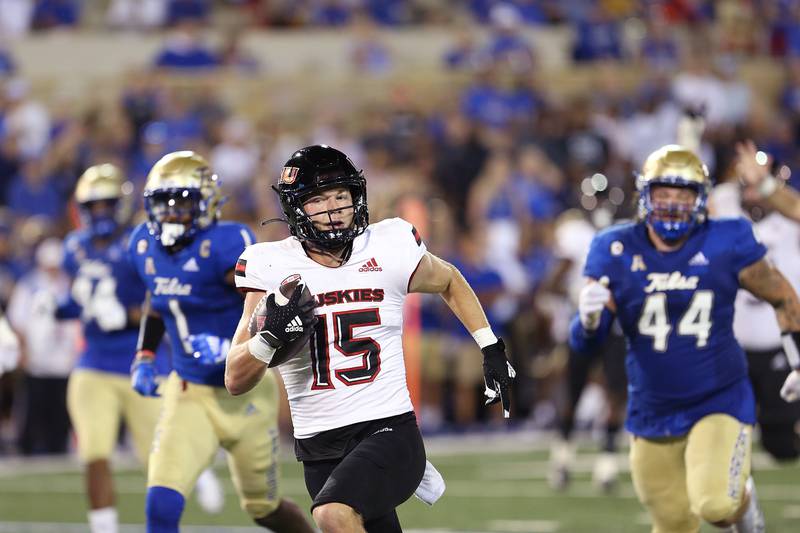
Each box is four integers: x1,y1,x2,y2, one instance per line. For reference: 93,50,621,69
359,258,382,272
688,251,709,266
285,316,304,334
182,257,200,272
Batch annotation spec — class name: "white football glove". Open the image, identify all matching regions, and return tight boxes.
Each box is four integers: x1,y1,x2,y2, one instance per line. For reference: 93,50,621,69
93,294,128,332
780,370,800,403
0,314,19,376
578,278,611,331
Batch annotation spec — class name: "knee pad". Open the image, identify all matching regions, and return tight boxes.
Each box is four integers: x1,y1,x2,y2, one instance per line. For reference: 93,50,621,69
146,486,185,533
694,494,739,524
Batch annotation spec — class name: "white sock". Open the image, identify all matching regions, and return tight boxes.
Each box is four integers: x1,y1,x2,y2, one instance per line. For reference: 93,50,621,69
88,507,118,533
195,468,225,514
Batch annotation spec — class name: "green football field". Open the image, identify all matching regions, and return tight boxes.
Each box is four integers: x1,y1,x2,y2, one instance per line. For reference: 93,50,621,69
1,435,798,532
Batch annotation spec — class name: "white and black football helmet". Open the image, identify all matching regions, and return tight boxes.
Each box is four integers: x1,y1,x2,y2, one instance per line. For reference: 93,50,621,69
273,145,369,251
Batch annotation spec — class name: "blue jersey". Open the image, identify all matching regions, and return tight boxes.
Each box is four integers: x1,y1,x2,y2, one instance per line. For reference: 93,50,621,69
582,218,767,438
128,221,254,387
62,229,171,376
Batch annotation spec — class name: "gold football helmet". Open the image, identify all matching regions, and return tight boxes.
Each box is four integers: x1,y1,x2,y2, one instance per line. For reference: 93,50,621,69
637,144,710,240
75,164,133,237
639,144,709,188
143,151,224,247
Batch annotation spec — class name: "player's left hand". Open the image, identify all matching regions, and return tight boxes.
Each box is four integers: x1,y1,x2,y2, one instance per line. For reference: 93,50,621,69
481,339,516,418
187,334,231,366
736,140,772,189
131,355,160,397
780,369,800,402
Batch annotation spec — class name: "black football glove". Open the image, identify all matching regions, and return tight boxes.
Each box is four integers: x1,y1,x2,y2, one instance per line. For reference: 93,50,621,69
481,339,516,418
251,283,317,350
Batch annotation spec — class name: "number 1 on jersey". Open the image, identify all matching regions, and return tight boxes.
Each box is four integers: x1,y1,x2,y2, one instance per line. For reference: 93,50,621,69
168,298,194,354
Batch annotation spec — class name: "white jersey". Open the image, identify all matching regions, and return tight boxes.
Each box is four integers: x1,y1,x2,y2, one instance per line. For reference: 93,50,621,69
711,183,800,350
553,216,596,307
236,217,427,438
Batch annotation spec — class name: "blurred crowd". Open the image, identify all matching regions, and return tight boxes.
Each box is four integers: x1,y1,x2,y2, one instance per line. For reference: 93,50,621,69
3,0,800,455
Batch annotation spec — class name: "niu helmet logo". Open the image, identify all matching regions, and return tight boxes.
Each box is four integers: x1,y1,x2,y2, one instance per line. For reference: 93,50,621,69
280,166,299,184
359,258,382,272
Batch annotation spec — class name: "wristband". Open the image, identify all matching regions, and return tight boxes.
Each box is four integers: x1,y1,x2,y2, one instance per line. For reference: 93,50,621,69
135,349,155,361
471,327,498,349
247,335,277,365
781,332,800,370
758,174,779,199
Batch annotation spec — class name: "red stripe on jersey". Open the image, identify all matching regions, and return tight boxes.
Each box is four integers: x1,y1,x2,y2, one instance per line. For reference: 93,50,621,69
411,226,422,246
235,258,247,277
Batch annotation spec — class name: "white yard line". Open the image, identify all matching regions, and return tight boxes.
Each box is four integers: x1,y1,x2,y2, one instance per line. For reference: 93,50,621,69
487,519,559,532
0,526,504,533
0,525,261,533
1,476,797,504
783,505,800,519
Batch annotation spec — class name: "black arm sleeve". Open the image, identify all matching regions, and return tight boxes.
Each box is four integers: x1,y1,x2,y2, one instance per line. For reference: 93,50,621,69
137,313,166,353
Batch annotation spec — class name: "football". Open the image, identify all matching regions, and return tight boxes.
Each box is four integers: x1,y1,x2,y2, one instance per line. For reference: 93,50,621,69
248,275,316,367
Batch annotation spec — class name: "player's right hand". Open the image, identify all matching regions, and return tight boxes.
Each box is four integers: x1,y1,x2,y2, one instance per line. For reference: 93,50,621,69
93,295,128,332
578,278,611,331
252,283,317,349
780,369,800,402
131,354,160,397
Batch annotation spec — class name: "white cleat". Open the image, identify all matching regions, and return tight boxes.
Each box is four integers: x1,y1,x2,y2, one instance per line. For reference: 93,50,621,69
733,477,766,533
195,468,225,514
592,452,619,494
548,440,574,491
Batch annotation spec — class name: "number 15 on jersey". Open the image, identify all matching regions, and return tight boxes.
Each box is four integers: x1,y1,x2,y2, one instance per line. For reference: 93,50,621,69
309,309,383,390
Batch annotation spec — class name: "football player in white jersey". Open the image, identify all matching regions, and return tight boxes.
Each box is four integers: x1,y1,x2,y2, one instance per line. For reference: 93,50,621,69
546,209,628,493
710,176,800,460
736,140,800,403
225,145,516,533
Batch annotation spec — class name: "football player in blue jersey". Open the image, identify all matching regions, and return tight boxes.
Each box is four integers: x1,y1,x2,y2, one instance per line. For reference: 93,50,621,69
57,164,173,533
569,145,800,533
128,151,314,533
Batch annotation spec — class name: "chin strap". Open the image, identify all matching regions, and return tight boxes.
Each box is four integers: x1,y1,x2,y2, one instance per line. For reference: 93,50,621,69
302,241,353,267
